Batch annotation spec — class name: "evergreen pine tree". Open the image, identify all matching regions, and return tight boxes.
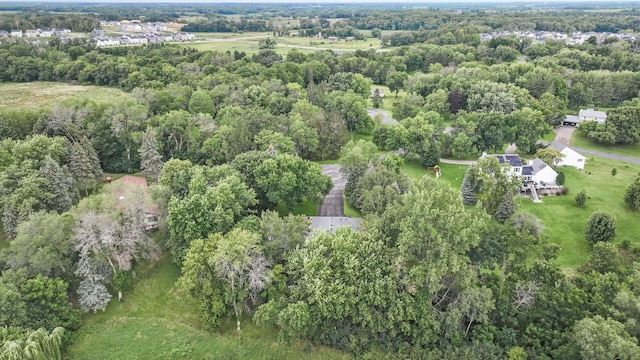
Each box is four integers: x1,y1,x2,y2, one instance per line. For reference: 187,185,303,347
371,88,383,108
68,140,102,196
494,192,516,223
461,167,477,206
40,156,74,212
624,177,640,211
138,126,164,181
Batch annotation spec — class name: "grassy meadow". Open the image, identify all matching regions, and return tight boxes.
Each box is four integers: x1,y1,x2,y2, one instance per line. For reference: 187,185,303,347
66,253,349,360
0,82,131,110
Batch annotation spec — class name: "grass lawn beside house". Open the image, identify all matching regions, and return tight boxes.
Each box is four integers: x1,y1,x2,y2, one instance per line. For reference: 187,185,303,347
519,156,640,267
571,130,640,159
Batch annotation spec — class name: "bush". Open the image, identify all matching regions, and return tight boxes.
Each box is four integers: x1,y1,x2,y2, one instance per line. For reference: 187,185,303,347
585,211,616,244
561,187,569,195
575,189,587,207
556,171,565,185
612,168,617,176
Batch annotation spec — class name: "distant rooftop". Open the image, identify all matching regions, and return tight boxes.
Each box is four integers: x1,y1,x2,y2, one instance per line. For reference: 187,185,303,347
579,109,607,119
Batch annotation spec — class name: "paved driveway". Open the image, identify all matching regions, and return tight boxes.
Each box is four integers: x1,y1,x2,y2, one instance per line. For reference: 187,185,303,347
317,165,346,217
367,108,399,125
554,125,576,145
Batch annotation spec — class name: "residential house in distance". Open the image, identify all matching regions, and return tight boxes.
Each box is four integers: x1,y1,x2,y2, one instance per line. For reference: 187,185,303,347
485,153,560,201
327,36,338,42
549,141,587,171
25,30,37,37
579,109,607,124
10,29,22,37
0,30,8,37
345,36,355,41
563,108,607,126
92,28,105,37
38,28,53,37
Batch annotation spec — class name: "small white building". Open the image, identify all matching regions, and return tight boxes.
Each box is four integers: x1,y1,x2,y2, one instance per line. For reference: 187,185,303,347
38,28,53,37
10,29,22,37
549,141,587,171
24,30,37,37
579,109,607,124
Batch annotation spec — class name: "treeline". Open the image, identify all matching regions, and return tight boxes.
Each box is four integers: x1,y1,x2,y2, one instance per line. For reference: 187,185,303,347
182,18,269,33
0,13,99,32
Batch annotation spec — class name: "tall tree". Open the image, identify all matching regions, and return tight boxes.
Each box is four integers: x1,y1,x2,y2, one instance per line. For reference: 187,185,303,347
39,156,74,213
179,229,271,332
624,177,640,211
461,167,478,206
138,126,164,181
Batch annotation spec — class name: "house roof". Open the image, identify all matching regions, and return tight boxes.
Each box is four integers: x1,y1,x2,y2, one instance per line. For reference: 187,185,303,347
309,217,361,232
564,114,581,123
494,154,522,167
579,109,607,119
117,175,148,188
530,158,549,174
522,166,533,176
549,141,567,152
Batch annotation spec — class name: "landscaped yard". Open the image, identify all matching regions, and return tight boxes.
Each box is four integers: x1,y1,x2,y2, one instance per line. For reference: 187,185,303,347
571,130,640,159
66,252,349,360
519,156,640,267
0,82,132,110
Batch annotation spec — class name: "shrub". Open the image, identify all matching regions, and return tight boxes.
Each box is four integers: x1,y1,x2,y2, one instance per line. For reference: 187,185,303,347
556,171,565,185
585,211,616,244
624,177,640,211
612,168,617,176
575,189,587,207
561,187,569,195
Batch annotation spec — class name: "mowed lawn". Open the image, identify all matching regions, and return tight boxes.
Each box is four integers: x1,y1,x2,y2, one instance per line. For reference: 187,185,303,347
519,156,640,267
66,253,349,360
0,82,132,109
571,130,640,159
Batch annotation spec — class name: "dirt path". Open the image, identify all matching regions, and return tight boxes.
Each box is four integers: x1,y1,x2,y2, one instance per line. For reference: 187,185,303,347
317,165,346,217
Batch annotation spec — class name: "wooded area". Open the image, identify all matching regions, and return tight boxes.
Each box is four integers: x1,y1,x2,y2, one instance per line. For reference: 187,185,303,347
2,3,640,359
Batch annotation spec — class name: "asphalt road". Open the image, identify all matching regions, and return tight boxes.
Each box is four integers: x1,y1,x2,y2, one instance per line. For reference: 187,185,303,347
553,126,640,165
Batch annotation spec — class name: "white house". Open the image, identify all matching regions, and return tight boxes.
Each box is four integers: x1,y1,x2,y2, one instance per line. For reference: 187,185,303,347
491,154,524,177
24,30,37,37
10,29,22,37
522,158,558,185
38,28,53,37
579,108,607,124
549,141,587,170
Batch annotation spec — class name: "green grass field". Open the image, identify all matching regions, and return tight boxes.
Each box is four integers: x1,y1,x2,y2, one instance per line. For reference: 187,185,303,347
519,156,640,267
0,82,132,110
66,253,349,360
571,130,640,159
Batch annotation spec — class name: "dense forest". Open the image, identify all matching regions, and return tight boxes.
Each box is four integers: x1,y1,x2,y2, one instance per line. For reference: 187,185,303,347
2,3,640,359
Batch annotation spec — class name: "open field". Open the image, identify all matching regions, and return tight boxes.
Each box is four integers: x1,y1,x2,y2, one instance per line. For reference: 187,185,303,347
571,130,640,159
0,82,132,110
276,36,381,51
66,253,349,360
